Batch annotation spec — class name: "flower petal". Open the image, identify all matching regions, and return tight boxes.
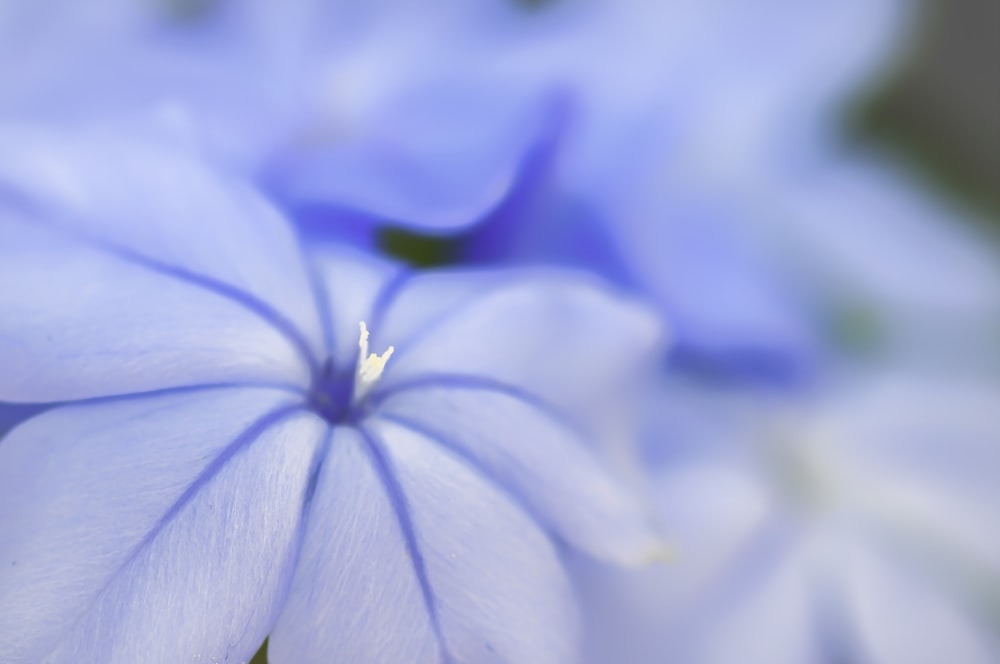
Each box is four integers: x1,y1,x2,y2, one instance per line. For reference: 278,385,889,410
0,125,325,374
367,419,579,664
268,426,443,664
0,216,310,401
266,84,558,232
756,159,1000,357
0,387,325,663
833,537,997,664
371,386,663,565
0,127,332,401
272,420,579,663
614,191,816,381
694,539,821,664
375,269,664,410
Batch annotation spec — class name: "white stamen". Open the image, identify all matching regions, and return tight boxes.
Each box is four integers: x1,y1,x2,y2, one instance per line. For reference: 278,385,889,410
354,321,394,399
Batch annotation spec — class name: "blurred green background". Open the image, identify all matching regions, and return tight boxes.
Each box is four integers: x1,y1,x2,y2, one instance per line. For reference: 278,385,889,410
849,0,999,228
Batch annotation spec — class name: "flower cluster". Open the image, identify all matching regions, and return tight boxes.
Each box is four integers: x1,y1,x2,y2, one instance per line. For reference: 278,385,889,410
1,2,998,664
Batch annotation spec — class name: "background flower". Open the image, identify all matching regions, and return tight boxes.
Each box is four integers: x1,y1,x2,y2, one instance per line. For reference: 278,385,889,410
0,0,914,380
575,372,1000,664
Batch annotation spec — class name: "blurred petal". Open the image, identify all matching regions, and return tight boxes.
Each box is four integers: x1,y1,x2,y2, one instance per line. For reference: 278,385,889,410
650,464,775,605
834,538,997,664
267,83,563,231
371,386,663,565
0,388,325,663
696,540,821,664
615,190,816,381
1,0,564,230
754,159,1000,363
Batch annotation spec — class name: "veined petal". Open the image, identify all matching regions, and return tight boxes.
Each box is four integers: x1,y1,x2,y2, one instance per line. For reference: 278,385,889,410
375,269,665,410
273,420,579,663
268,426,443,664
0,387,326,664
371,387,664,565
368,420,579,664
0,216,310,401
0,402,46,440
0,125,325,372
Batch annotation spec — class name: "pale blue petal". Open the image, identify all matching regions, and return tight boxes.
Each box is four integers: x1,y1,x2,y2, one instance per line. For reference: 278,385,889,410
266,83,561,231
363,419,580,664
252,2,567,231
368,268,509,348
754,159,1000,358
0,127,328,401
0,388,326,664
817,375,1000,511
375,269,664,410
0,126,325,365
660,0,909,156
693,539,821,664
268,426,442,664
2,1,562,231
833,537,997,664
613,190,817,381
0,217,309,401
569,466,789,664
371,387,662,565
0,2,307,168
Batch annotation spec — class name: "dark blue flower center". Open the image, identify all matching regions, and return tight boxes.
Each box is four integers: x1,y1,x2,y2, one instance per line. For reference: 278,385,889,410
309,359,360,425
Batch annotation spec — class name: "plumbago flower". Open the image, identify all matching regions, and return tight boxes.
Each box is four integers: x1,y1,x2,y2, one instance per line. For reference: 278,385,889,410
575,373,1000,664
0,125,665,663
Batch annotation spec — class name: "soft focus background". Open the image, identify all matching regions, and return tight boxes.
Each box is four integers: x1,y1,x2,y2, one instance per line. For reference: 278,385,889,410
568,0,1000,661
852,0,999,221
1,0,997,662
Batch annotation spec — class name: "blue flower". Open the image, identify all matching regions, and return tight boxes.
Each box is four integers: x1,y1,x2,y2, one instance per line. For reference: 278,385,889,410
0,125,665,663
740,156,1000,367
0,0,564,232
573,373,1000,664
0,0,915,382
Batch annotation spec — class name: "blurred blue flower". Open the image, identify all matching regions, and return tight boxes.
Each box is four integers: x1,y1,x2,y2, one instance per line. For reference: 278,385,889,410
0,0,911,383
0,125,665,663
574,373,1000,664
736,155,1000,373
565,147,1000,662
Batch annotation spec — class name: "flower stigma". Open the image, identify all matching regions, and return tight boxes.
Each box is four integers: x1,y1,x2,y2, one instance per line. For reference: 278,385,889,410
308,321,394,424
354,321,394,402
